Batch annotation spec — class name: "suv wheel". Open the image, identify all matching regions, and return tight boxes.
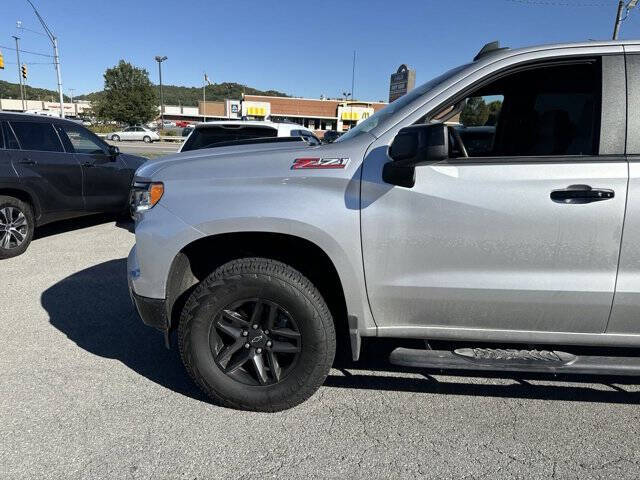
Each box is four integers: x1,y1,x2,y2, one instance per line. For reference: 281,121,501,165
178,258,336,411
0,196,34,259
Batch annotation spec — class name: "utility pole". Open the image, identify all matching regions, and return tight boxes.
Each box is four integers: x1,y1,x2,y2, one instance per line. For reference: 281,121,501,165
613,0,639,40
203,74,207,123
12,36,25,111
26,0,65,117
68,88,75,117
155,55,167,129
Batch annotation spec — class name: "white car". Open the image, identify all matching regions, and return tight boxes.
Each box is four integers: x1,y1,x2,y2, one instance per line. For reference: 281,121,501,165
107,126,160,143
179,120,320,152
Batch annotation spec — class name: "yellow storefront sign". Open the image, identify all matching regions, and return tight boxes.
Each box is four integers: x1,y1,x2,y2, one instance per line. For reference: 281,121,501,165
341,111,361,121
247,107,266,116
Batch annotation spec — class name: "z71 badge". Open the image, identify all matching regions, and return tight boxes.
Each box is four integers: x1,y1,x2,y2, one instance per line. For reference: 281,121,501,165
291,157,350,170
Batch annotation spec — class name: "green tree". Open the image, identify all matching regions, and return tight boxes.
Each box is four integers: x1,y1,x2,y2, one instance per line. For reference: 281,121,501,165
460,97,490,126
486,100,503,126
93,60,157,125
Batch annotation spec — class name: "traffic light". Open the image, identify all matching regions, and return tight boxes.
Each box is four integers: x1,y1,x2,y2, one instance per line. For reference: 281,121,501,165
0,51,4,69
21,64,27,79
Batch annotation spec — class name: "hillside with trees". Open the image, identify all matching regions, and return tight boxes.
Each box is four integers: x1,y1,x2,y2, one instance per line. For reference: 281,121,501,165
0,79,289,107
0,80,72,102
77,81,289,106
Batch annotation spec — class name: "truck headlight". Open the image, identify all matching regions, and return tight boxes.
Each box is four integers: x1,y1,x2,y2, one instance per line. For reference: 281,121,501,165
131,182,164,213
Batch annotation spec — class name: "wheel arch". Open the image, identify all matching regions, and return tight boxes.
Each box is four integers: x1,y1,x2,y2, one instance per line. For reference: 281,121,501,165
165,231,355,361
0,186,40,222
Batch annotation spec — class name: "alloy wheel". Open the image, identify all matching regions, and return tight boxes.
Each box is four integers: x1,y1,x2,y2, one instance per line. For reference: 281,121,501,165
210,298,302,386
0,206,28,250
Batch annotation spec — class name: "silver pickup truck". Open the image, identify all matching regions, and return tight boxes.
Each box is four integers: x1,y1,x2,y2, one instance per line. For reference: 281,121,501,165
128,40,640,411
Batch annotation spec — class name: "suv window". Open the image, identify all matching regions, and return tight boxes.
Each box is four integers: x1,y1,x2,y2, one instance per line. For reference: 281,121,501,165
10,121,64,153
2,122,20,150
181,125,278,152
434,61,601,157
58,124,107,155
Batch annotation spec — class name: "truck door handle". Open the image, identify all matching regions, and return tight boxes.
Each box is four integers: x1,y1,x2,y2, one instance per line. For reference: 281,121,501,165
82,161,95,168
18,158,37,165
550,184,614,204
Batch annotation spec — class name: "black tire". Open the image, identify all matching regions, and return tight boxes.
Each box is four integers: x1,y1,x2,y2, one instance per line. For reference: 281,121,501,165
111,134,120,142
143,135,151,143
0,195,34,259
178,257,336,411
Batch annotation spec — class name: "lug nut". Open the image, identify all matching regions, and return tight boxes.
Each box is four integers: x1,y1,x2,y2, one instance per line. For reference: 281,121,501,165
242,330,248,337
264,330,269,335
256,348,262,354
266,341,272,347
244,343,250,348
252,324,259,329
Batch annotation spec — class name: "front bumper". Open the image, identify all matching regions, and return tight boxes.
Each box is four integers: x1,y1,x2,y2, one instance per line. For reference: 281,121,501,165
128,245,169,341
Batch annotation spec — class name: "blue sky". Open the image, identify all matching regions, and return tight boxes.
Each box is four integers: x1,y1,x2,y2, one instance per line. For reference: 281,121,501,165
1,0,638,101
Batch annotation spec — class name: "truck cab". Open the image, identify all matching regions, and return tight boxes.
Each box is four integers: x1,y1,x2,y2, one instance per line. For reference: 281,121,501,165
128,40,640,411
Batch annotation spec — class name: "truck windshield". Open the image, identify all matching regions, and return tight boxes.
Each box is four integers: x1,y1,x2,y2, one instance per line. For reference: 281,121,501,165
335,63,472,143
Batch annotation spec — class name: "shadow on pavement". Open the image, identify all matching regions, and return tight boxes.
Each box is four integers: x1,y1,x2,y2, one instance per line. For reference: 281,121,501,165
42,259,640,406
34,213,132,240
41,258,206,403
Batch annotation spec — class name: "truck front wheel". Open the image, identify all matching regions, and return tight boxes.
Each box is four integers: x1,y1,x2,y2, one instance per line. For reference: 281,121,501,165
178,257,336,411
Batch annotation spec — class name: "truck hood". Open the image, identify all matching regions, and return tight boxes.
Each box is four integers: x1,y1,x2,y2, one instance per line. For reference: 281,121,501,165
135,141,318,180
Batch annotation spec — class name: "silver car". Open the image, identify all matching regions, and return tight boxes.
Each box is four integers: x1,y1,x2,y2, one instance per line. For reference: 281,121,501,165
128,39,640,411
107,126,160,143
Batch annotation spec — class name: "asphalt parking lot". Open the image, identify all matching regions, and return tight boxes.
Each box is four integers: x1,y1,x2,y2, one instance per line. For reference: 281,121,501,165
105,140,181,159
2,218,640,479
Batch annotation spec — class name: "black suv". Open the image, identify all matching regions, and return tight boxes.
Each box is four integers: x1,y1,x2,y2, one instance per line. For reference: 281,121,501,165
0,113,146,259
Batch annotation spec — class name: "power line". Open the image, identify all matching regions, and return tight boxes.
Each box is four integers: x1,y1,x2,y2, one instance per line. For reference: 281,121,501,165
0,44,53,57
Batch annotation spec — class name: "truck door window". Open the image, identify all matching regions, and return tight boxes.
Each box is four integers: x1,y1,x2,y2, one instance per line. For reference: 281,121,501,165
433,60,601,158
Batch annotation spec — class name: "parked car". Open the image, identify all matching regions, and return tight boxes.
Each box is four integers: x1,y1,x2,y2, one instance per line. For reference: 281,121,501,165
321,130,343,143
178,120,321,152
128,39,640,412
175,121,190,128
0,112,146,258
106,126,160,143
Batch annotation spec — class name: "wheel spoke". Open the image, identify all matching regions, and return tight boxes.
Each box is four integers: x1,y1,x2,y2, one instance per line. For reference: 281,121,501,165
252,353,269,384
271,340,300,354
250,300,263,325
12,214,26,228
216,338,245,368
272,328,301,340
224,348,252,374
216,319,243,339
222,309,250,328
11,229,24,243
266,303,278,330
0,207,10,224
266,350,282,382
1,231,10,249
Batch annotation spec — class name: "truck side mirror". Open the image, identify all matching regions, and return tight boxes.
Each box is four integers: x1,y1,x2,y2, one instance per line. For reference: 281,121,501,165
383,123,449,188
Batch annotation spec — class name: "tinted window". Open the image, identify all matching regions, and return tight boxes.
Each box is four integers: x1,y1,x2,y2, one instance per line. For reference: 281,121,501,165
58,124,106,155
10,121,63,152
435,61,601,157
182,125,278,152
2,122,20,150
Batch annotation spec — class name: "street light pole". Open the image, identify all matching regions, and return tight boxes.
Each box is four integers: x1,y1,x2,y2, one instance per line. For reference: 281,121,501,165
12,36,25,111
25,0,64,117
155,55,167,129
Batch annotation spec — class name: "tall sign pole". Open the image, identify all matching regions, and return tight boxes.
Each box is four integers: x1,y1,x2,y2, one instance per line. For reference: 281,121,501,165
12,36,25,111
